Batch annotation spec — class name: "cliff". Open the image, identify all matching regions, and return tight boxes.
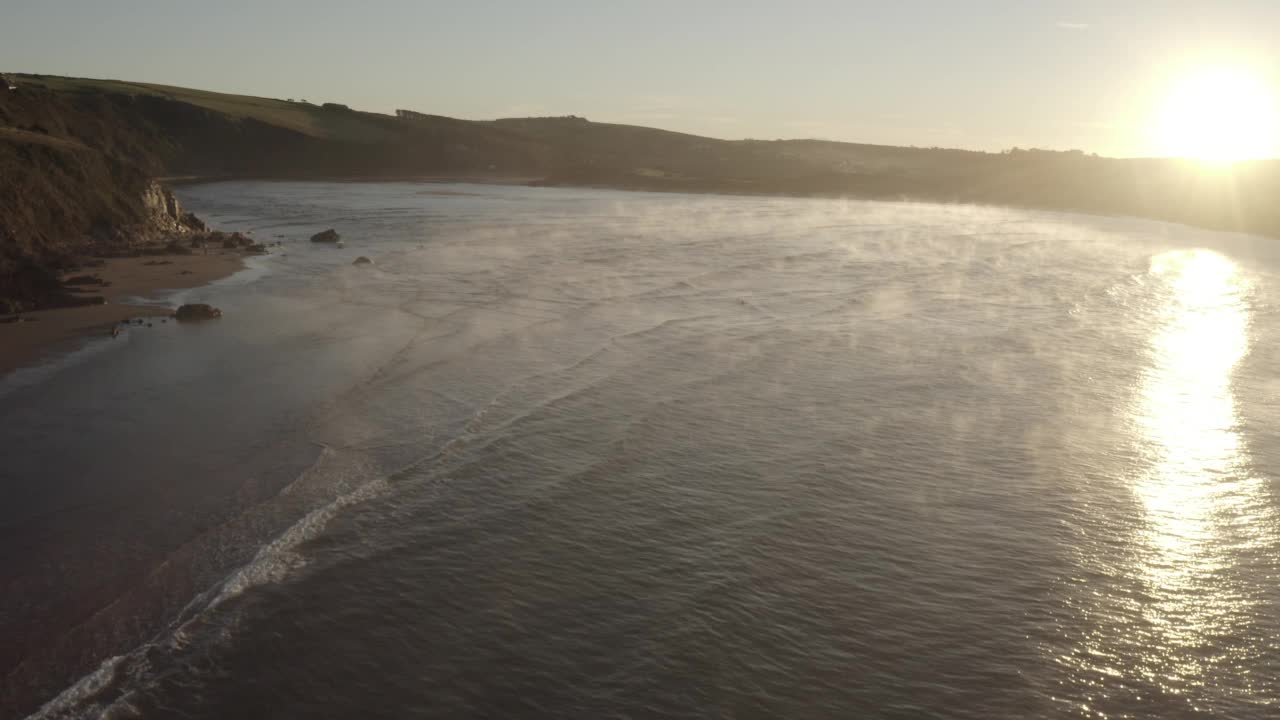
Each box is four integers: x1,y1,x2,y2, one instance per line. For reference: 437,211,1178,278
0,85,208,311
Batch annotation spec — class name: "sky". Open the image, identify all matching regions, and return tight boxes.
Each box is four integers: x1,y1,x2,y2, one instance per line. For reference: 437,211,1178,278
5,0,1280,157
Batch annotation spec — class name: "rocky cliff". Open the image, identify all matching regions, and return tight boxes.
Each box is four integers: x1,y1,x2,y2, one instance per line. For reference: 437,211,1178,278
0,87,205,311
141,181,206,236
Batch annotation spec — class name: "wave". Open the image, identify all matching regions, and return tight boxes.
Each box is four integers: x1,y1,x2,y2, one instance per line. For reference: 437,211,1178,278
206,464,389,610
24,446,391,720
24,655,128,720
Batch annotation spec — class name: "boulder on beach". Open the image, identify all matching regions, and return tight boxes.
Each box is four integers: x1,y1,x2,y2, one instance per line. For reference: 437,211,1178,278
352,256,373,266
63,275,107,286
174,303,223,321
221,232,254,249
310,229,341,243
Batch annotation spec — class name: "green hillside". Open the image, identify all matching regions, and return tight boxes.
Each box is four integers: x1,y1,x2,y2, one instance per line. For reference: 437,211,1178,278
22,75,390,141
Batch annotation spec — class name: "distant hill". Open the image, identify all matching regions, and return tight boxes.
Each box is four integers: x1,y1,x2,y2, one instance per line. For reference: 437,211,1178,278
5,73,1280,310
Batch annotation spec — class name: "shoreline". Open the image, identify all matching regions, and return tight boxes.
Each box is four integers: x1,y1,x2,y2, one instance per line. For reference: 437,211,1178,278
160,173,545,187
162,172,1280,244
0,250,246,377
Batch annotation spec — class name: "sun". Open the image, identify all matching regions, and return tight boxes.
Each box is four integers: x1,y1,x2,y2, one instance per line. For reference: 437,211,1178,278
1150,66,1280,163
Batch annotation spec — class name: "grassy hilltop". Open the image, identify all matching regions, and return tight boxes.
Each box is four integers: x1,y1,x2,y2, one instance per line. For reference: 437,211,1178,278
27,73,1277,233
4,73,1280,309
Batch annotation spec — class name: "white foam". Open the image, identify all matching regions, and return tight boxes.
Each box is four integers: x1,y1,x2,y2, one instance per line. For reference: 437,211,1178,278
26,654,127,720
207,470,389,608
27,447,391,720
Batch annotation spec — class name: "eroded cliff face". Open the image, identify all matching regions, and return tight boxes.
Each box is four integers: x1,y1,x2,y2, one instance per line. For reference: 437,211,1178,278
141,181,206,236
0,88,199,311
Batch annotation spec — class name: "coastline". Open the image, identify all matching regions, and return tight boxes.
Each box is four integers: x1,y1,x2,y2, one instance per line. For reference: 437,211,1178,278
160,173,545,187
0,250,246,377
163,173,1270,241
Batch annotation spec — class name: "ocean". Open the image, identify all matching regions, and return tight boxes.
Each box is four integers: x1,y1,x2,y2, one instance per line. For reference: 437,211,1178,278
5,181,1280,719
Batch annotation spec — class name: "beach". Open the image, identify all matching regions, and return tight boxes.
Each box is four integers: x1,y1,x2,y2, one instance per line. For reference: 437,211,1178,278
0,250,245,375
8,181,1280,719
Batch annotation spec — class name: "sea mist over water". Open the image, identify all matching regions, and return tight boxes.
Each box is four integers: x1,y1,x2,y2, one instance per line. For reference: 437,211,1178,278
6,182,1280,719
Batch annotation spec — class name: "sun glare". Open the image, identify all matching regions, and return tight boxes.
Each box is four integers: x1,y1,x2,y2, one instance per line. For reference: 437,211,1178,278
1151,66,1280,163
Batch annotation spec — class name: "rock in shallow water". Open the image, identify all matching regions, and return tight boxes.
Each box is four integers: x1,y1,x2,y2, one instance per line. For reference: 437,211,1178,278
310,229,341,243
352,256,373,266
174,303,223,321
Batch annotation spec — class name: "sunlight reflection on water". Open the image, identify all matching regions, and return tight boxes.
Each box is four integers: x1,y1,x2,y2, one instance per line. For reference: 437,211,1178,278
1130,249,1264,695
1055,248,1278,717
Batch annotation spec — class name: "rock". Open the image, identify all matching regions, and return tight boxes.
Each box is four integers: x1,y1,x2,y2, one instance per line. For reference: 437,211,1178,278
352,256,373,266
180,211,207,233
63,275,107,286
310,229,341,243
174,303,222,321
246,243,269,254
221,232,253,249
141,182,188,235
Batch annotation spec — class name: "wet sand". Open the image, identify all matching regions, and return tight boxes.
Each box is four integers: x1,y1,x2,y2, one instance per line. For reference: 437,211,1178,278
0,251,245,375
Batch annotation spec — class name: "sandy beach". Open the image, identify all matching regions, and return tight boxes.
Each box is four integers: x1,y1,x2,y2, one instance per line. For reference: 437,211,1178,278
0,250,245,375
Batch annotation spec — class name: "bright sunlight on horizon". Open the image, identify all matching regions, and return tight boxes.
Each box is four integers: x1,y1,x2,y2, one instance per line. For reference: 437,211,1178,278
1149,65,1280,163
11,2,1280,157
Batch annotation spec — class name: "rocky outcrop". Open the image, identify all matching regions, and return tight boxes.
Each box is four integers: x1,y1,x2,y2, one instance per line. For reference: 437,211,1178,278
310,229,341,243
0,86,228,312
141,181,205,236
174,303,222,321
352,256,373,265
214,231,254,249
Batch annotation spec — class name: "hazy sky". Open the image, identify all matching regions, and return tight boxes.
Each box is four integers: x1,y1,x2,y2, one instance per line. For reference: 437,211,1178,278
6,1,1280,156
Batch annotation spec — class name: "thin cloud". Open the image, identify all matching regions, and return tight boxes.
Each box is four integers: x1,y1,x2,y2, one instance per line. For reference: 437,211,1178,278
1056,21,1090,30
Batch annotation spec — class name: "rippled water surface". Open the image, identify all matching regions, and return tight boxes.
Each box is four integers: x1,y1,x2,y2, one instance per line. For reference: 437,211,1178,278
6,182,1280,719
